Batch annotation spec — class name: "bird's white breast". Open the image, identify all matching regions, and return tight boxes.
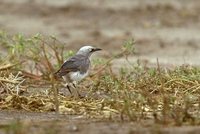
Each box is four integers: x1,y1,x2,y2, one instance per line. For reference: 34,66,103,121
69,71,89,82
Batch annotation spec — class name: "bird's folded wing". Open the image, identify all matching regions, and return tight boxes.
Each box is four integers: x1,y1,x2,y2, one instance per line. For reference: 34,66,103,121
54,54,87,77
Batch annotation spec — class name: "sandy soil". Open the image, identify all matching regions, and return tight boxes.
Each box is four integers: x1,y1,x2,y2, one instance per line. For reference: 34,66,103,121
1,110,200,134
1,0,200,133
1,0,200,67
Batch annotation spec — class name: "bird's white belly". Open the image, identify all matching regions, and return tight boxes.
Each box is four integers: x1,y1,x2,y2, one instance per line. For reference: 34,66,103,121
69,71,89,82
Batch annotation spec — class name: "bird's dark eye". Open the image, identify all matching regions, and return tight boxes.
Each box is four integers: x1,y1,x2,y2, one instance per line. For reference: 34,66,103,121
90,48,93,52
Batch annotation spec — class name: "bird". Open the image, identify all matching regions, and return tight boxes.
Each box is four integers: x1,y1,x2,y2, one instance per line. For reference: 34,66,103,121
54,46,102,97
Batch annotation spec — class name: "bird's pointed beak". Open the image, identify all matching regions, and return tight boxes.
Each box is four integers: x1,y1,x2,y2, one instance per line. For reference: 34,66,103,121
92,48,102,52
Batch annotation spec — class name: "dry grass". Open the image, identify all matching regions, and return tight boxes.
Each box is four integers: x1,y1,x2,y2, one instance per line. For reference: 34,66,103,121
0,32,200,127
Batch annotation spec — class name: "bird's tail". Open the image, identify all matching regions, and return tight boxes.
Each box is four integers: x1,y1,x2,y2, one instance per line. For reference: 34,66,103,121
54,70,62,79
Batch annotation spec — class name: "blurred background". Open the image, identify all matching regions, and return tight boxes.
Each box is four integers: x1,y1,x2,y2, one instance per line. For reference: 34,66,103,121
0,0,200,68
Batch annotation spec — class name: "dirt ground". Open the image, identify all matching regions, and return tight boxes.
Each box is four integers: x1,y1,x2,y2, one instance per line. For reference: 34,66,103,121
1,110,200,134
1,0,200,133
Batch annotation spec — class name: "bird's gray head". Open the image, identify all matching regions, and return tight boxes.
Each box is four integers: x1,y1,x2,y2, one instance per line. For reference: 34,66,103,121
76,46,101,57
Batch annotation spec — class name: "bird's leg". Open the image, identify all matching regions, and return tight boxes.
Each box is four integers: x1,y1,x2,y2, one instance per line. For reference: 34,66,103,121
62,83,73,95
72,82,76,88
71,81,82,98
66,84,72,95
62,76,73,96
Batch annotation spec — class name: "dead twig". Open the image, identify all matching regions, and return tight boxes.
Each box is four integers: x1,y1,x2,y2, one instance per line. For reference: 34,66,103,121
0,78,19,84
0,63,19,71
